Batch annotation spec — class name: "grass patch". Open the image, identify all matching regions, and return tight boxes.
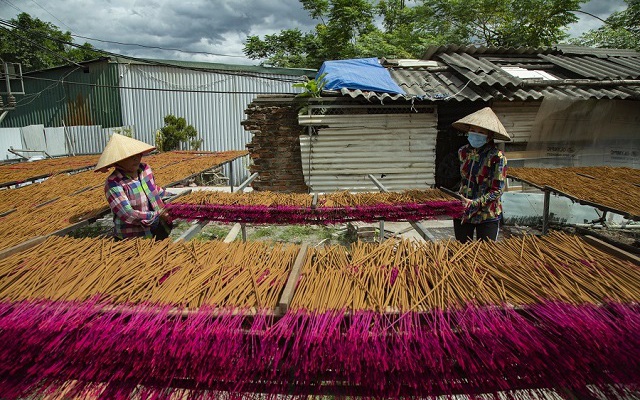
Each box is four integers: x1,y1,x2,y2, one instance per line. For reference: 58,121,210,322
194,224,233,241
247,225,346,245
277,225,321,242
249,226,279,239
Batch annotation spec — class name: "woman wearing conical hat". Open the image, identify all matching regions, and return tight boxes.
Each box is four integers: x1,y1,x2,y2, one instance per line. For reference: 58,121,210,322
451,107,510,243
94,134,173,240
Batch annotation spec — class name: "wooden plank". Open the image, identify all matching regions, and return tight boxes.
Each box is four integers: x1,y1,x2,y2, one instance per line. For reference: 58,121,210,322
300,129,436,138
33,196,61,209
298,115,436,128
57,208,112,235
545,185,638,221
542,189,551,235
223,223,242,243
174,221,209,243
277,243,309,315
0,209,16,217
367,174,436,242
234,172,259,193
582,235,640,265
0,236,47,260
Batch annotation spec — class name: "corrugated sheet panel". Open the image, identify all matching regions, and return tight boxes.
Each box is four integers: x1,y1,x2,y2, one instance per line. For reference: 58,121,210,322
352,68,640,103
539,54,638,79
118,63,306,184
0,128,22,161
438,53,521,87
299,112,437,192
337,47,640,102
2,61,122,129
66,125,109,155
555,45,640,58
115,57,316,77
492,102,541,143
609,56,640,71
423,45,552,59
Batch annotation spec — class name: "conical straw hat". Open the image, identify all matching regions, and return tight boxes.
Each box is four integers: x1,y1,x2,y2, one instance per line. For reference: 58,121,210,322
452,107,511,141
94,133,155,172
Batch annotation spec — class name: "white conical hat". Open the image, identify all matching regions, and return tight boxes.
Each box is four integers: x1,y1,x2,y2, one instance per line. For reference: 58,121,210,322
452,107,511,141
94,133,155,172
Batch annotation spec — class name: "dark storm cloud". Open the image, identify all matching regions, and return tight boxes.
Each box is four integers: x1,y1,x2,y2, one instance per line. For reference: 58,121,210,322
0,0,630,63
0,0,316,63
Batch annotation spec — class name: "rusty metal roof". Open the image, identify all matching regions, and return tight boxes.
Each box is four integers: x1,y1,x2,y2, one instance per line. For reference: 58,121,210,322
333,45,640,102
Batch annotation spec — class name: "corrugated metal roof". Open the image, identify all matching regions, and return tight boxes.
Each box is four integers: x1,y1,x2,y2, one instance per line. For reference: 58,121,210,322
23,56,316,79
539,54,640,79
111,57,316,78
555,44,640,58
422,44,554,59
332,45,640,103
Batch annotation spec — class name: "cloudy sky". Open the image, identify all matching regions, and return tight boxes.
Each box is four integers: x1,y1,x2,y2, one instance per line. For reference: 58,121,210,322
0,0,628,66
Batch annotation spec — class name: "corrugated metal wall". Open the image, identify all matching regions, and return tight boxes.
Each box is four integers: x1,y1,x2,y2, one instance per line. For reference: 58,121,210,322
0,128,22,161
0,124,136,160
2,61,122,129
117,63,305,184
492,102,541,143
299,106,438,192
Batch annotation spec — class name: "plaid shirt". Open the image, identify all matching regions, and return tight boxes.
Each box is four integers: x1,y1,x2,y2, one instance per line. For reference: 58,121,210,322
458,143,507,224
105,163,166,239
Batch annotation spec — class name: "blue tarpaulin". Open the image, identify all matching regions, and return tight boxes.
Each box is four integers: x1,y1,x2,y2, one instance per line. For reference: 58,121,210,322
316,58,406,95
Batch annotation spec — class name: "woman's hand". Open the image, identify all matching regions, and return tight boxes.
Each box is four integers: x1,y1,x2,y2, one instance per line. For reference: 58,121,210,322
158,208,173,225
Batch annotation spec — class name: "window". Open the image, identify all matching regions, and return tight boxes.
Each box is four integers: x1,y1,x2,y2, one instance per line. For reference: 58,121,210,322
501,66,558,81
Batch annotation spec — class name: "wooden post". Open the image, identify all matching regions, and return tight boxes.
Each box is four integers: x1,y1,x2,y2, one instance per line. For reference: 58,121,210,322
174,221,209,243
232,173,258,243
234,172,258,193
367,174,435,242
229,160,234,192
0,236,47,260
277,243,309,315
223,223,242,243
542,188,551,235
582,235,640,265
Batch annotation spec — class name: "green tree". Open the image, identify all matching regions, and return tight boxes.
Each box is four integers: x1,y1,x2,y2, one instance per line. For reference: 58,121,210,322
571,0,639,51
245,0,377,68
244,0,586,69
156,115,200,152
0,13,99,71
418,0,585,47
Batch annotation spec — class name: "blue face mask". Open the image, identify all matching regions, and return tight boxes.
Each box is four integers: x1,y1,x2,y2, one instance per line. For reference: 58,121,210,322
467,131,488,148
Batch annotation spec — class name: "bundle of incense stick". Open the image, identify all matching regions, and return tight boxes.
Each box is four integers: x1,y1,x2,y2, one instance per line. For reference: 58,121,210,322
0,150,247,214
0,233,638,398
167,189,465,224
0,151,248,251
0,155,99,185
509,166,640,217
